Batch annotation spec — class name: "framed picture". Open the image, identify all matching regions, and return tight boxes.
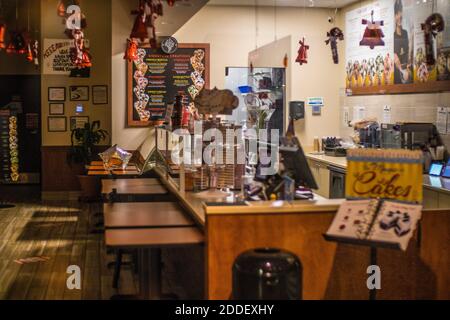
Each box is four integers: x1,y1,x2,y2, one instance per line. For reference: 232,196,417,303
49,103,64,115
92,85,108,105
70,86,90,101
48,87,66,102
48,116,67,132
70,116,90,130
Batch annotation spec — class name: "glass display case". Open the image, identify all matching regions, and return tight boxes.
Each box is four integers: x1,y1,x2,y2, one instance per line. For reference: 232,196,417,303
224,67,286,135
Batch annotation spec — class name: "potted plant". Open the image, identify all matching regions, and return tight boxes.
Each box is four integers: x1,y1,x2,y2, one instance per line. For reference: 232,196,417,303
67,121,109,201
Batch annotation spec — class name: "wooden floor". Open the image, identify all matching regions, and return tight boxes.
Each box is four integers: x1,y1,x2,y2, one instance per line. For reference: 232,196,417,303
0,199,141,300
0,186,204,300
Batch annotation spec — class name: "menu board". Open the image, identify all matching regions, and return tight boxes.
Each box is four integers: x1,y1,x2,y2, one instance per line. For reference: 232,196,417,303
345,0,450,95
127,44,210,127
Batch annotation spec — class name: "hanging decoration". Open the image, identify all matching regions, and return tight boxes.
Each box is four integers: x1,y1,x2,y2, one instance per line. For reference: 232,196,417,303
325,27,344,64
283,53,288,68
126,0,164,52
167,0,175,6
0,23,5,50
295,38,309,66
359,10,385,49
70,29,92,77
124,38,139,62
6,32,27,54
421,13,445,66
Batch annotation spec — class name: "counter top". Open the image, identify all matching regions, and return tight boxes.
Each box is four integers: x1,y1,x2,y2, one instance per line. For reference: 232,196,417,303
423,175,450,195
154,166,344,228
306,153,347,169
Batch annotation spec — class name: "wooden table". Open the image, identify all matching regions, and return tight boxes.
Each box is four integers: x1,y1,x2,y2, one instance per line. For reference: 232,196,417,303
104,202,195,229
102,179,162,194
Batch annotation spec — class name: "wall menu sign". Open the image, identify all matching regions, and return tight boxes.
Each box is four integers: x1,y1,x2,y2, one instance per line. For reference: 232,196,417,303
127,43,210,127
345,149,423,203
43,39,90,75
345,0,450,95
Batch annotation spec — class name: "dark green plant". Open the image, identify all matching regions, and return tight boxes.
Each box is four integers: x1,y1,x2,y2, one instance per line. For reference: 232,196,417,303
67,121,108,167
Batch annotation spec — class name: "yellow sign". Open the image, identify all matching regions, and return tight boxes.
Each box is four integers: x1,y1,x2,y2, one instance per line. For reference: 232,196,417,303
345,149,423,203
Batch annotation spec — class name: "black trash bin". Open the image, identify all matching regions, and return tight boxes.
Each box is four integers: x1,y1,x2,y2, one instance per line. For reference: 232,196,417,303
232,248,302,300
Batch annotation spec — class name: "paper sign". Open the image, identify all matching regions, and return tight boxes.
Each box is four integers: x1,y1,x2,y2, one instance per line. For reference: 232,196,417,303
307,97,324,107
43,39,89,75
354,106,367,121
346,149,423,204
383,105,391,124
436,107,448,134
343,107,350,127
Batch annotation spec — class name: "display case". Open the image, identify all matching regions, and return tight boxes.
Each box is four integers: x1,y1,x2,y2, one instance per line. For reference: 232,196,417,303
224,67,286,134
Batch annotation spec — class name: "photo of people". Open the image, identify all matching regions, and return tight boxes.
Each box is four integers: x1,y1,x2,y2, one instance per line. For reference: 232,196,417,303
393,0,413,84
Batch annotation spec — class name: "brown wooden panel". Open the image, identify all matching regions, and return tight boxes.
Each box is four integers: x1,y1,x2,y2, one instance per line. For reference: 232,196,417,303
41,146,109,192
349,80,450,95
206,209,450,300
101,178,163,194
206,212,370,300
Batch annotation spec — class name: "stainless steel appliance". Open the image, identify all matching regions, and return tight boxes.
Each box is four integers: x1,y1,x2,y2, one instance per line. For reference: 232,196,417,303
328,166,346,199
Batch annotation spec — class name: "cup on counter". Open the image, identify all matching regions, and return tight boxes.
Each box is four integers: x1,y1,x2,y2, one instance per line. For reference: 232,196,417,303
313,136,320,153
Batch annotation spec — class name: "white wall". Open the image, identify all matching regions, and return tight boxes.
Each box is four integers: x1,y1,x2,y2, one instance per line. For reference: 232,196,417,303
111,4,343,149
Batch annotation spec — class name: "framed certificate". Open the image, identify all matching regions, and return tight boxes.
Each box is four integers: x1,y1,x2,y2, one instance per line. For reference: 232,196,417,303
92,85,108,105
48,116,67,132
70,86,90,101
48,87,66,102
70,116,90,130
49,103,64,115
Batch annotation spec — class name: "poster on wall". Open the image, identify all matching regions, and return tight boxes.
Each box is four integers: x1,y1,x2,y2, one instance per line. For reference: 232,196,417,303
345,0,450,94
43,39,90,75
127,44,210,127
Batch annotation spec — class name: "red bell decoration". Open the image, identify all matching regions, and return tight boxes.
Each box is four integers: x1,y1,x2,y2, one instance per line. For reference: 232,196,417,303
6,32,27,55
130,1,149,41
325,27,344,64
296,38,309,65
124,38,139,61
421,13,445,66
360,10,385,49
57,0,66,17
0,24,6,50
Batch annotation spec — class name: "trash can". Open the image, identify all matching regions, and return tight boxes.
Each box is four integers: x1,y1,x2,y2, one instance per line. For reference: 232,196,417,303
232,248,302,300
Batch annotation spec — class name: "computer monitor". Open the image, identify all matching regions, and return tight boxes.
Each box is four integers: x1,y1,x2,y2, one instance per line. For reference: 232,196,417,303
441,160,450,179
429,162,443,176
279,136,318,190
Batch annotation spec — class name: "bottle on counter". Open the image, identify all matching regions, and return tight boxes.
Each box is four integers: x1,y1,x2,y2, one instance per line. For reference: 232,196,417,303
172,94,183,128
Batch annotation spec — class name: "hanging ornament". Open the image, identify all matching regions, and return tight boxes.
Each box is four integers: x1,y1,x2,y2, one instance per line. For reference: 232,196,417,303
359,10,385,49
124,38,139,61
283,53,288,68
32,40,39,67
295,38,309,65
130,0,149,41
6,32,27,55
0,23,5,50
70,29,91,77
57,0,66,17
167,0,175,6
421,13,445,66
325,27,344,64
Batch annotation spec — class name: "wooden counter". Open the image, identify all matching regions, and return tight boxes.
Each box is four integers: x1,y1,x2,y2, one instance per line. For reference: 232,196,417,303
153,166,450,300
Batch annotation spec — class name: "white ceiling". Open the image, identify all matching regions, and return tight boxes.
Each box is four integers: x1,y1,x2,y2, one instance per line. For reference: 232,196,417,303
208,0,359,8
